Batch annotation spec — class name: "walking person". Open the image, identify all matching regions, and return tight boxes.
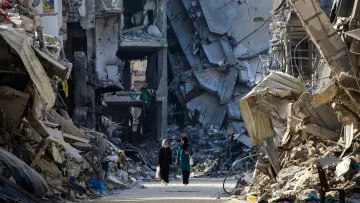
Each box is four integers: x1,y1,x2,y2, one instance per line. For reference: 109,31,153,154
176,137,193,185
158,139,172,186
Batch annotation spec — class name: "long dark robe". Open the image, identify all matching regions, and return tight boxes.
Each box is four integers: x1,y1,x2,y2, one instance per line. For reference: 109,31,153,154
158,147,172,183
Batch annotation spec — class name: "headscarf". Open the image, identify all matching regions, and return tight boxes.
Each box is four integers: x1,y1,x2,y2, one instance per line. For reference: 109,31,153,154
181,137,189,150
162,139,168,148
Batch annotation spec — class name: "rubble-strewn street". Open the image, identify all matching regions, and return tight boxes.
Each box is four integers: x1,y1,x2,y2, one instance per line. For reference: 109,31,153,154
92,178,241,203
4,0,360,202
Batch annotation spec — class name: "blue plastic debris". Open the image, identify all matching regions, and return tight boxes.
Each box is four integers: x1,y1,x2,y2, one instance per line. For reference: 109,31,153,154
353,163,360,173
295,170,303,177
305,193,320,201
69,176,76,185
88,179,105,194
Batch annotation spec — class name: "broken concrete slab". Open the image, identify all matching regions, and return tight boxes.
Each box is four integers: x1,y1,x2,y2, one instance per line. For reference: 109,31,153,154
293,92,341,131
238,66,251,84
290,0,350,74
219,67,238,104
202,41,226,65
198,0,232,35
186,93,226,128
33,47,72,80
227,96,243,120
301,123,340,142
48,110,85,138
193,68,223,95
220,36,236,65
0,25,55,111
166,0,201,67
240,72,306,145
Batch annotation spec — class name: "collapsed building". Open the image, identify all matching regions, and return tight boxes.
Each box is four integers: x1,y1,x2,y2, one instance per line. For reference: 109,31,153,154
233,0,360,202
164,0,275,178
0,0,166,202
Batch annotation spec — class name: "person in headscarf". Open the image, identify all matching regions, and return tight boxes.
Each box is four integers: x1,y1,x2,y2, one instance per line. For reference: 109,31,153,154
176,137,193,185
158,139,172,186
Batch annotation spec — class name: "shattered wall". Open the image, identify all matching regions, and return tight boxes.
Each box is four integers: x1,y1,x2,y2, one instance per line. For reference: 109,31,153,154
95,16,122,88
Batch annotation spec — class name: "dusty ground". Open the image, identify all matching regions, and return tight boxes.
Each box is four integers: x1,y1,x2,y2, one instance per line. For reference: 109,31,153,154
85,178,248,203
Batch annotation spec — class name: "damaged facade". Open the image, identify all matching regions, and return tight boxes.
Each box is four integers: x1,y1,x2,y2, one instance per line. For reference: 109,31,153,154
64,0,168,142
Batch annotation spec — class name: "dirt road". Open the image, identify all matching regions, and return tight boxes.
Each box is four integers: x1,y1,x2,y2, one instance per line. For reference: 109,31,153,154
86,178,248,203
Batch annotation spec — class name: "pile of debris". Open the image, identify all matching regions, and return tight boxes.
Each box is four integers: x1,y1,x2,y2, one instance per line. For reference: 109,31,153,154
166,1,267,179
0,2,152,202
233,0,360,202
163,124,256,179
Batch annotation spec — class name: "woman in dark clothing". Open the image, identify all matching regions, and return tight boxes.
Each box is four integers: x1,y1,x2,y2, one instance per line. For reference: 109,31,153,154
158,139,172,186
176,137,193,185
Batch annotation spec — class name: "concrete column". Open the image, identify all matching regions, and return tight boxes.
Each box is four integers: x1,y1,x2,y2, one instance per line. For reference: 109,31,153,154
156,0,168,141
156,48,168,141
86,29,96,129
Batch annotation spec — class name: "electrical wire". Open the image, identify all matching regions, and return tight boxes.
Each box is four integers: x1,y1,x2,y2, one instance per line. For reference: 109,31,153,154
235,21,269,47
223,153,260,195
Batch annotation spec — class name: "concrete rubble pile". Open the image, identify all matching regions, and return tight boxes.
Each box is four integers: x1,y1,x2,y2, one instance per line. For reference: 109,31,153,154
0,2,151,202
233,0,360,202
166,0,274,178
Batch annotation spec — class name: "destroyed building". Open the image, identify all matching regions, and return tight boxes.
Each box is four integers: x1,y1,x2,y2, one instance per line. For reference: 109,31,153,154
64,0,168,142
232,0,360,202
0,0,166,202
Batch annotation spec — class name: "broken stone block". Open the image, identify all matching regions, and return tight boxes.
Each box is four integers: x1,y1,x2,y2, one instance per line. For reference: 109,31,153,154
193,69,223,95
219,67,238,104
202,42,226,65
238,66,251,84
186,93,226,128
226,96,243,120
